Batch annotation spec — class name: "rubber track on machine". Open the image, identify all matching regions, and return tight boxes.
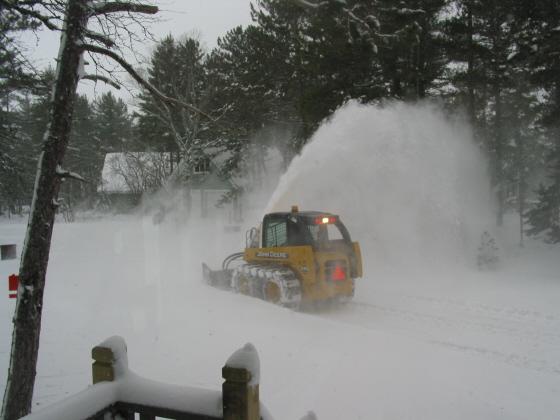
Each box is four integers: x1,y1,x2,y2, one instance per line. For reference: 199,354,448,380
233,263,302,308
269,269,302,308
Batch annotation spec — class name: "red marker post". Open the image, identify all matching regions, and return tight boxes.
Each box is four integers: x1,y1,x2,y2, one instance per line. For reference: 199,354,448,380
9,274,18,299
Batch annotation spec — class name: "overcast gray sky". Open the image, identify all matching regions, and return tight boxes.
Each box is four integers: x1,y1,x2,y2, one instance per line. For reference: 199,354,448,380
21,0,255,103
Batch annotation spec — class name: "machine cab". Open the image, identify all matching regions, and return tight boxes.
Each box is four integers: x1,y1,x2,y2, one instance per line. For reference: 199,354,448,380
257,207,354,252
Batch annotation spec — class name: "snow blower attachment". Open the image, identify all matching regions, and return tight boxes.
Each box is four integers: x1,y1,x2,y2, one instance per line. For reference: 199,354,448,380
203,206,362,309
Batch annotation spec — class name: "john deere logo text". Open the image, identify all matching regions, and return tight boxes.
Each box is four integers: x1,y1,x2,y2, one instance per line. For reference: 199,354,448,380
256,251,289,259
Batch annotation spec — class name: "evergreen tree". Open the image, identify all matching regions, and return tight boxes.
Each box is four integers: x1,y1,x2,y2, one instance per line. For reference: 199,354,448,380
0,102,32,214
248,0,313,153
361,0,437,100
501,85,545,245
0,6,41,214
135,34,215,168
60,94,98,210
400,0,449,99
206,0,433,185
95,91,133,152
17,68,55,150
442,0,482,122
205,24,290,189
297,0,379,122
444,0,524,225
513,0,560,241
525,183,560,243
14,68,57,208
247,0,431,147
0,6,38,94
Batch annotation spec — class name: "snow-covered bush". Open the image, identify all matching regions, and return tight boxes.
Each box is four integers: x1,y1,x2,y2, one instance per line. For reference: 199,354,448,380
477,231,499,270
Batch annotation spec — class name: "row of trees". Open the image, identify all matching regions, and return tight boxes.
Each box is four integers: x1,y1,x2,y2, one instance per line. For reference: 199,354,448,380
0,0,38,216
129,0,560,241
2,77,133,214
1,0,559,238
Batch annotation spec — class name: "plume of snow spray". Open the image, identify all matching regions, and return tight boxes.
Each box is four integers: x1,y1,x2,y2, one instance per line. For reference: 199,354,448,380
265,101,492,273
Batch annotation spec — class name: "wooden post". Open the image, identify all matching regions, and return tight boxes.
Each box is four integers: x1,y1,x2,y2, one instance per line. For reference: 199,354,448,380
92,346,115,384
222,366,259,420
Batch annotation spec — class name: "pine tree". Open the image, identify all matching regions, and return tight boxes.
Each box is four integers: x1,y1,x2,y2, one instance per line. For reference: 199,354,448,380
444,0,524,226
6,69,55,213
0,102,33,214
0,6,38,94
297,0,378,121
17,68,55,150
59,94,98,210
513,0,560,241
0,6,41,214
135,35,214,164
401,0,449,99
205,26,267,184
95,92,133,152
525,184,560,243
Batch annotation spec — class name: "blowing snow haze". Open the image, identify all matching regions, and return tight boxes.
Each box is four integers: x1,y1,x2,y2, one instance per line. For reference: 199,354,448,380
266,101,493,273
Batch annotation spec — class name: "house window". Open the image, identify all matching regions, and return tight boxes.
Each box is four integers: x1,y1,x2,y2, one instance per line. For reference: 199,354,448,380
194,158,210,174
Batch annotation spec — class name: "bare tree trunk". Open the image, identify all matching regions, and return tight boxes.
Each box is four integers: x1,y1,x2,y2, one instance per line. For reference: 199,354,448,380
1,1,88,418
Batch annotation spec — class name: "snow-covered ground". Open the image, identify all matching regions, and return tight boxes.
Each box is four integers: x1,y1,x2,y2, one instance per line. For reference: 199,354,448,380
1,103,559,419
1,213,559,419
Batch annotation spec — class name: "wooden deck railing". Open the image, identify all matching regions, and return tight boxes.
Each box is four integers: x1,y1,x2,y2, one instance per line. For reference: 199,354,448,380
21,336,269,420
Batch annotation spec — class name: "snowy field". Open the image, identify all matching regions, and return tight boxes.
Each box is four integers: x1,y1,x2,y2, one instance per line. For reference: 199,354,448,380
1,103,559,419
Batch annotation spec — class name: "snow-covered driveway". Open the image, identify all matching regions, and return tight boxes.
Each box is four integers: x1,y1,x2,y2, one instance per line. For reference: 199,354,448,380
1,216,559,419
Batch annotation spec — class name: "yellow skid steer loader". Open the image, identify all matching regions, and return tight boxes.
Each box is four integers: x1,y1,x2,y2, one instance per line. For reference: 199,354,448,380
203,206,362,309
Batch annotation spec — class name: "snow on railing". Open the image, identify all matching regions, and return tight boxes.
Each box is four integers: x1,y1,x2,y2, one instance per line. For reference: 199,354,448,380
20,336,281,420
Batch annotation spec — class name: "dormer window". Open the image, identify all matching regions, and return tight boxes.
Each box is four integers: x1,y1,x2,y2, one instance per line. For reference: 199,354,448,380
194,158,210,174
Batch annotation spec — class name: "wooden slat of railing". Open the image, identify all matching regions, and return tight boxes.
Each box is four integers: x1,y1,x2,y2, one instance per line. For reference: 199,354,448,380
113,401,222,420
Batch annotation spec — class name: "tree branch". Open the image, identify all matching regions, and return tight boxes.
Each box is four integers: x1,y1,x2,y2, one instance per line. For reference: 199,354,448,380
290,0,325,10
55,166,85,182
82,43,253,136
0,0,61,31
81,74,121,89
291,0,379,38
84,30,115,47
90,2,159,17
